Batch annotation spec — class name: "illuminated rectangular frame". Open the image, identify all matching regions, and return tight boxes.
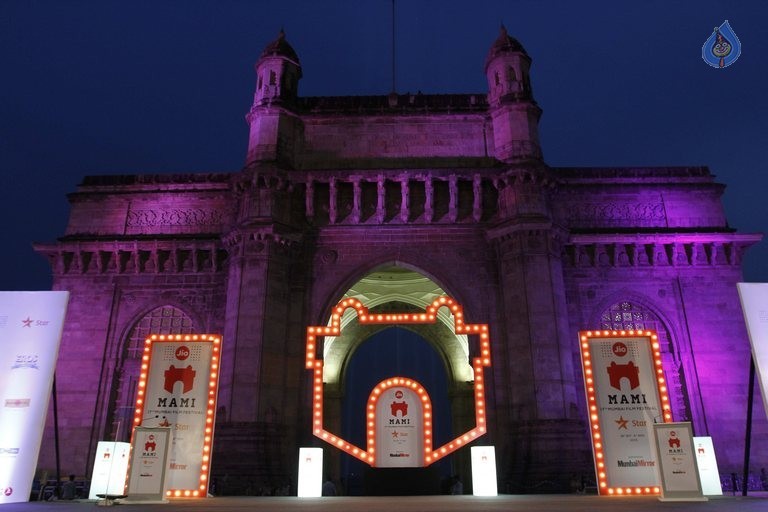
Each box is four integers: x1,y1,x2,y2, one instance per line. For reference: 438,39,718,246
579,329,671,496
131,334,222,498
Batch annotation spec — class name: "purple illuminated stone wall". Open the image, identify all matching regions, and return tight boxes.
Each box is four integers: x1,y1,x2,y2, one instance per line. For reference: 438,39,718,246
35,28,763,494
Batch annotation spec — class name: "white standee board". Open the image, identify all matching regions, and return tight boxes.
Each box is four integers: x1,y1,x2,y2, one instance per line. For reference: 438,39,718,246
126,427,171,501
471,446,498,496
297,448,323,498
652,422,706,502
692,436,722,496
88,441,131,499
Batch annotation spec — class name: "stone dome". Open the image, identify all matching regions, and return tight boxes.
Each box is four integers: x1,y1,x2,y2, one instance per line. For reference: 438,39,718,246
260,29,300,64
485,25,529,70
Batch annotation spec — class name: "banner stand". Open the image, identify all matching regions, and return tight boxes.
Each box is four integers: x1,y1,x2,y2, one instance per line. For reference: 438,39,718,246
471,446,498,496
0,291,69,505
652,422,707,502
88,441,131,501
297,448,323,497
125,427,171,503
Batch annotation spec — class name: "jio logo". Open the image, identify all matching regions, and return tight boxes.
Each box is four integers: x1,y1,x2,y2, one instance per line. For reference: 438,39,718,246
175,346,190,361
395,390,404,399
612,342,628,357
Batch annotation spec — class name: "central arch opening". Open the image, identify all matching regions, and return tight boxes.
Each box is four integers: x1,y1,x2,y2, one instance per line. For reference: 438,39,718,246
341,327,452,494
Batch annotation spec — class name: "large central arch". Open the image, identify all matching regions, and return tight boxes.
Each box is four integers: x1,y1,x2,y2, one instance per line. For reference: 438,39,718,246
322,264,474,387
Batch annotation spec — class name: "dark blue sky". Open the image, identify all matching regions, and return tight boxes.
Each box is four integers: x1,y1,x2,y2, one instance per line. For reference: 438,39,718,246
1,0,766,290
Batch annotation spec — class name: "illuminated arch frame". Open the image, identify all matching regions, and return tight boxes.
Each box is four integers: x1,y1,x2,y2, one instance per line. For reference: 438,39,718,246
306,295,491,466
132,333,222,498
579,329,672,497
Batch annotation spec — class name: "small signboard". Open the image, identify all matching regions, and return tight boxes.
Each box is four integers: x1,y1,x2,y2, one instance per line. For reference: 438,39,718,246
126,427,171,501
652,422,706,502
692,436,722,495
471,446,498,496
88,441,131,499
297,448,323,498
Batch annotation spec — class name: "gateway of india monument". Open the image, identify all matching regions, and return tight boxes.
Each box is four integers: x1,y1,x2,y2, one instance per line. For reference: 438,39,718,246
35,27,763,493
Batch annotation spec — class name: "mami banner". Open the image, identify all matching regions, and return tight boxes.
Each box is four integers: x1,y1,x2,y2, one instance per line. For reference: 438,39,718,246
131,334,221,498
0,291,69,504
374,383,425,468
579,330,672,496
737,283,768,418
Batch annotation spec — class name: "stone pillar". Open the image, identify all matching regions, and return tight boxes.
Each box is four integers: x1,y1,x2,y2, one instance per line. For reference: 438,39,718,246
218,228,304,493
376,175,386,223
352,178,362,224
448,175,458,222
329,178,338,224
489,227,588,491
305,179,314,218
400,178,409,223
424,177,434,223
473,174,483,222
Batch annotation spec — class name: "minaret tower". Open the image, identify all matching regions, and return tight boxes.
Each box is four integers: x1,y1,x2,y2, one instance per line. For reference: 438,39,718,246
245,30,302,165
485,25,542,161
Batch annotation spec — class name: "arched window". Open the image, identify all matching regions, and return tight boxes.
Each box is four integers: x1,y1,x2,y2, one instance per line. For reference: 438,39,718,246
108,306,196,441
600,300,691,422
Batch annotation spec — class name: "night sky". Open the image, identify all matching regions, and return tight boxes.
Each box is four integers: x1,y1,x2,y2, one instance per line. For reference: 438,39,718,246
2,1,766,291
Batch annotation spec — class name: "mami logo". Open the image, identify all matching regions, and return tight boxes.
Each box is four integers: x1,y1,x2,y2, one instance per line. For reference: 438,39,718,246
175,345,190,361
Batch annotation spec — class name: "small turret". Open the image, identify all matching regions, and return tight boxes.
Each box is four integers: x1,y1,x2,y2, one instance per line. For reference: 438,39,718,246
246,30,303,165
485,25,542,162
253,29,302,106
485,25,532,105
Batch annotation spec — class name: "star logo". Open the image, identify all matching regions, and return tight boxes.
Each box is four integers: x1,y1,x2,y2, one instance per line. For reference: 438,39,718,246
615,416,629,430
391,431,399,439
21,317,33,328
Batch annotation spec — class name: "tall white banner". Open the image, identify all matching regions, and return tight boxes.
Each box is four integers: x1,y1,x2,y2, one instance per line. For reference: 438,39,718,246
133,335,220,498
375,386,423,467
737,283,768,417
0,291,69,504
579,331,670,495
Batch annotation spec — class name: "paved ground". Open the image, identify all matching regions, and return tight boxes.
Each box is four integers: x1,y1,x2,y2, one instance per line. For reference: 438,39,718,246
2,494,767,512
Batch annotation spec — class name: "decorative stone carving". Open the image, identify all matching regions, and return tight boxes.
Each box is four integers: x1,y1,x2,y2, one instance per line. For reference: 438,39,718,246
564,202,665,227
126,208,223,228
